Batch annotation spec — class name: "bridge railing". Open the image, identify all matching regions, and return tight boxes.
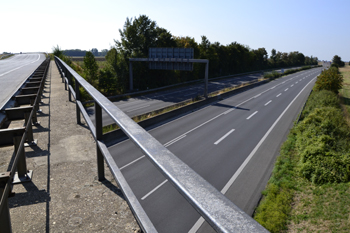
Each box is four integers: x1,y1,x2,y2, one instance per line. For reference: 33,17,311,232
54,56,268,233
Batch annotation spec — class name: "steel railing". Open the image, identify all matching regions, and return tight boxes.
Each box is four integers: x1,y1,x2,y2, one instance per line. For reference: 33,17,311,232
0,57,50,232
54,56,268,233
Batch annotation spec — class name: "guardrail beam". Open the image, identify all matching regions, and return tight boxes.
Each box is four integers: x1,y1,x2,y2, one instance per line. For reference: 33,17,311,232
0,172,12,233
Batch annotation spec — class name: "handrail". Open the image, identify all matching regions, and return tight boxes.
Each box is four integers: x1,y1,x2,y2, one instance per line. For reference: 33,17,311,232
55,56,268,232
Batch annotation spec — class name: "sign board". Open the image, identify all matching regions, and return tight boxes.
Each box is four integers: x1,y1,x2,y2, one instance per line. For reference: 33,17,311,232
149,48,194,71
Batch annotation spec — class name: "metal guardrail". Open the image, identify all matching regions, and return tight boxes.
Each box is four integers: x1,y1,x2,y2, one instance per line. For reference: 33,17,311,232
0,58,50,232
55,56,268,232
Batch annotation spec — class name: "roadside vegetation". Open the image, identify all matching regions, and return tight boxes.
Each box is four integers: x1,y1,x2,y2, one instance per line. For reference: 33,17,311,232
254,57,350,232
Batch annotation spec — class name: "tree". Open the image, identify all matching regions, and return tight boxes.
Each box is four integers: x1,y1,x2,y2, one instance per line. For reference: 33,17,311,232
83,51,99,85
99,68,116,94
91,48,99,56
332,55,345,67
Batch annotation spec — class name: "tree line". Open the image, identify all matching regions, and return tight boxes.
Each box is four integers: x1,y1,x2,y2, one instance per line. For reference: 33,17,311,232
54,15,319,96
62,48,108,57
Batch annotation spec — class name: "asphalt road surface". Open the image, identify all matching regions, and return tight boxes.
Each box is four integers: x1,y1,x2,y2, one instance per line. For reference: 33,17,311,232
0,53,46,109
87,73,263,126
107,67,324,232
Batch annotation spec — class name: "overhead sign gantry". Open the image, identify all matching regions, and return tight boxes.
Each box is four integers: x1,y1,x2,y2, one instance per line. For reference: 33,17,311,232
129,48,209,98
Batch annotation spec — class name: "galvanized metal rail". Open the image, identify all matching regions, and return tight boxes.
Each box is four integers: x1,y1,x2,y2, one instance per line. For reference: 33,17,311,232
0,57,50,232
55,56,268,233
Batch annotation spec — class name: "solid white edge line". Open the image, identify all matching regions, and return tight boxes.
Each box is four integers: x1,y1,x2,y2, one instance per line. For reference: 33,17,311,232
189,76,317,233
0,54,41,77
264,100,272,106
214,129,235,145
246,111,258,120
141,180,168,200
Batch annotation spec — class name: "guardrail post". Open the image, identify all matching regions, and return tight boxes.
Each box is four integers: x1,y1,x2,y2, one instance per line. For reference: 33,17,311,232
0,172,12,233
75,81,81,124
13,136,29,181
95,103,105,181
24,112,35,145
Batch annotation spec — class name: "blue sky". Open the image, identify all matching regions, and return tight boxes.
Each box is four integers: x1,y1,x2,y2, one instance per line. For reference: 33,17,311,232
1,0,349,61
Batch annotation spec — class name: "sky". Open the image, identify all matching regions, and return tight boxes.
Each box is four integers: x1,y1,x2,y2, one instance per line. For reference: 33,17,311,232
1,0,349,61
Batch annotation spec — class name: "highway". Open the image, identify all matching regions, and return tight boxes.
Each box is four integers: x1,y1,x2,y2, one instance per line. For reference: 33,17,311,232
87,73,262,125
107,67,323,232
0,53,46,109
88,68,299,126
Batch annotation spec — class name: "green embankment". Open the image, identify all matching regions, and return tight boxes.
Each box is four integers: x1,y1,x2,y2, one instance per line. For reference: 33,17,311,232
254,67,350,232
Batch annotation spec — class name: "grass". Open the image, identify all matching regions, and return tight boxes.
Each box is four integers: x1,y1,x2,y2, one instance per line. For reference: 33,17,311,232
287,180,350,233
0,54,14,59
339,65,350,126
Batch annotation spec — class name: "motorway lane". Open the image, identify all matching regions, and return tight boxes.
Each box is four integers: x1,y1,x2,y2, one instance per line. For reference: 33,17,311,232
87,73,261,126
0,53,45,109
107,67,323,232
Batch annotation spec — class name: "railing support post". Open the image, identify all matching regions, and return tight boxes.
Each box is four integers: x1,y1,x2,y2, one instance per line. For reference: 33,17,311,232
95,103,105,181
129,61,133,91
75,81,81,124
67,72,72,102
204,61,209,98
0,172,12,233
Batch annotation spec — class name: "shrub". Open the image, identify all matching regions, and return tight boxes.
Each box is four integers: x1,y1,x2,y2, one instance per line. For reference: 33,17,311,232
314,67,343,94
296,107,350,184
301,90,340,119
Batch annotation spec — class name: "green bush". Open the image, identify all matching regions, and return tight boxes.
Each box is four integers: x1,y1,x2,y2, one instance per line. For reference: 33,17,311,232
254,132,297,232
301,90,340,119
314,67,343,94
296,107,350,184
264,71,281,80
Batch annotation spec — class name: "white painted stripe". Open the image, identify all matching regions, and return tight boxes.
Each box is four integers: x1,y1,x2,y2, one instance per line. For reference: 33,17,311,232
126,104,150,112
120,155,146,170
141,180,168,200
291,84,294,87
223,108,234,114
254,94,261,98
285,88,288,91
246,111,258,120
163,135,187,147
214,129,235,145
264,100,272,106
276,93,282,97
